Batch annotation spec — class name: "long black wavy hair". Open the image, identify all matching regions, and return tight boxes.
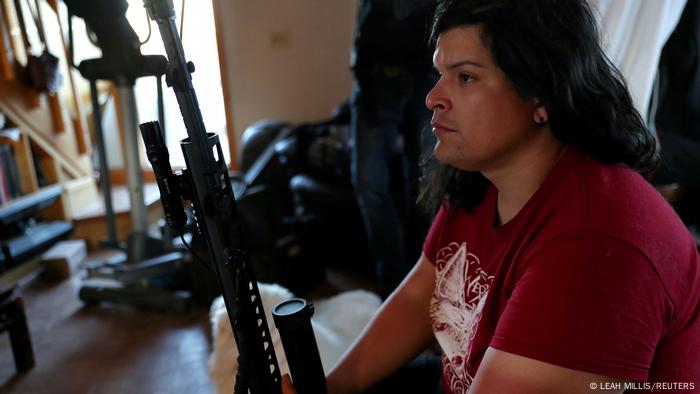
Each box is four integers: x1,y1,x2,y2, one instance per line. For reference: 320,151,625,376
417,0,658,215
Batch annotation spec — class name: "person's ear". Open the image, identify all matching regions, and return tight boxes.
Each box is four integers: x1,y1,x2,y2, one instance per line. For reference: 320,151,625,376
533,99,548,127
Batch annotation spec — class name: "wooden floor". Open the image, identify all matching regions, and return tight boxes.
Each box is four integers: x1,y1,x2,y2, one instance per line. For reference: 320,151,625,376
0,251,376,394
0,270,213,393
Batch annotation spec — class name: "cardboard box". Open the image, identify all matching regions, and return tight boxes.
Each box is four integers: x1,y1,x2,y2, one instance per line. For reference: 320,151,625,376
41,239,87,281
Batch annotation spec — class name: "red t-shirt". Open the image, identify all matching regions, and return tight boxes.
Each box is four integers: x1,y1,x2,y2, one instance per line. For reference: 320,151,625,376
423,147,700,393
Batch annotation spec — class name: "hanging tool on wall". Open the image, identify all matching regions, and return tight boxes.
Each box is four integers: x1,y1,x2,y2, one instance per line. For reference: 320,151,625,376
46,0,88,151
12,0,65,133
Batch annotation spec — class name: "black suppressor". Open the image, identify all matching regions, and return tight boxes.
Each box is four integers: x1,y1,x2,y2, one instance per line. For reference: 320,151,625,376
273,299,327,394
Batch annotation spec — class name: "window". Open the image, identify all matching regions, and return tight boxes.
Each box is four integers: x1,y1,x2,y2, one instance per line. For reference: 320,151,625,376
126,0,228,168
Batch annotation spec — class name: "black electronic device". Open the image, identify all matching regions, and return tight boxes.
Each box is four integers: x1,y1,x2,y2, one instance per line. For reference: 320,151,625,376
0,185,73,266
0,184,61,227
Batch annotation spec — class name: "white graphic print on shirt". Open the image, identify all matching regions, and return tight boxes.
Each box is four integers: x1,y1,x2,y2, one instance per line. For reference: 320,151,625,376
430,242,494,393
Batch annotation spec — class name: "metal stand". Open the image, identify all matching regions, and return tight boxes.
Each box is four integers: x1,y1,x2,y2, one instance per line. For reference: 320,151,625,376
62,0,192,311
88,79,121,252
79,77,190,312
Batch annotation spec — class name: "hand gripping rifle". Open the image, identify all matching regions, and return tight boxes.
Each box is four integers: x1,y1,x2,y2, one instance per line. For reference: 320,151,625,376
139,1,326,393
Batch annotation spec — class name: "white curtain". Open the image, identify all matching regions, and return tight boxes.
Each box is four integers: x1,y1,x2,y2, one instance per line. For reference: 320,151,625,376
589,0,686,122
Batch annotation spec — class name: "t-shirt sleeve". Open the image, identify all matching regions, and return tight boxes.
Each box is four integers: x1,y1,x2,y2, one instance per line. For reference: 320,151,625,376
490,231,673,382
422,203,449,264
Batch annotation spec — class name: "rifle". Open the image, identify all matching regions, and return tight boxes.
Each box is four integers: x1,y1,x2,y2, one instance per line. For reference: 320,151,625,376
139,1,326,393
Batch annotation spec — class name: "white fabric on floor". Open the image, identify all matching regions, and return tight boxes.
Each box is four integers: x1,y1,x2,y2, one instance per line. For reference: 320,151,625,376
208,283,381,394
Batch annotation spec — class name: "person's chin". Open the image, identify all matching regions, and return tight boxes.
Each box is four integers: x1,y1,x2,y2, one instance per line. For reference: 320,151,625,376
433,146,457,166
435,149,479,172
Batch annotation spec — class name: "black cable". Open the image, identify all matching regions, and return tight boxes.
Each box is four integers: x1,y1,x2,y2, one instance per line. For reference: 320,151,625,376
179,0,185,39
157,75,165,138
140,7,152,46
179,231,217,278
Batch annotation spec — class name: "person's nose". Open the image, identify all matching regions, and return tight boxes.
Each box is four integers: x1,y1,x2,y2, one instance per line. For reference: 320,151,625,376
425,79,450,112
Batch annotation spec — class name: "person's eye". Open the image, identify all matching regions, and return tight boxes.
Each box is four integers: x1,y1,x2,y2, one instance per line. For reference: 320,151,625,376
459,73,475,83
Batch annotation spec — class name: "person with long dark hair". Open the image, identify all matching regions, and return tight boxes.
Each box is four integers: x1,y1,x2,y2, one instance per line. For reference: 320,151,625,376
280,1,700,393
